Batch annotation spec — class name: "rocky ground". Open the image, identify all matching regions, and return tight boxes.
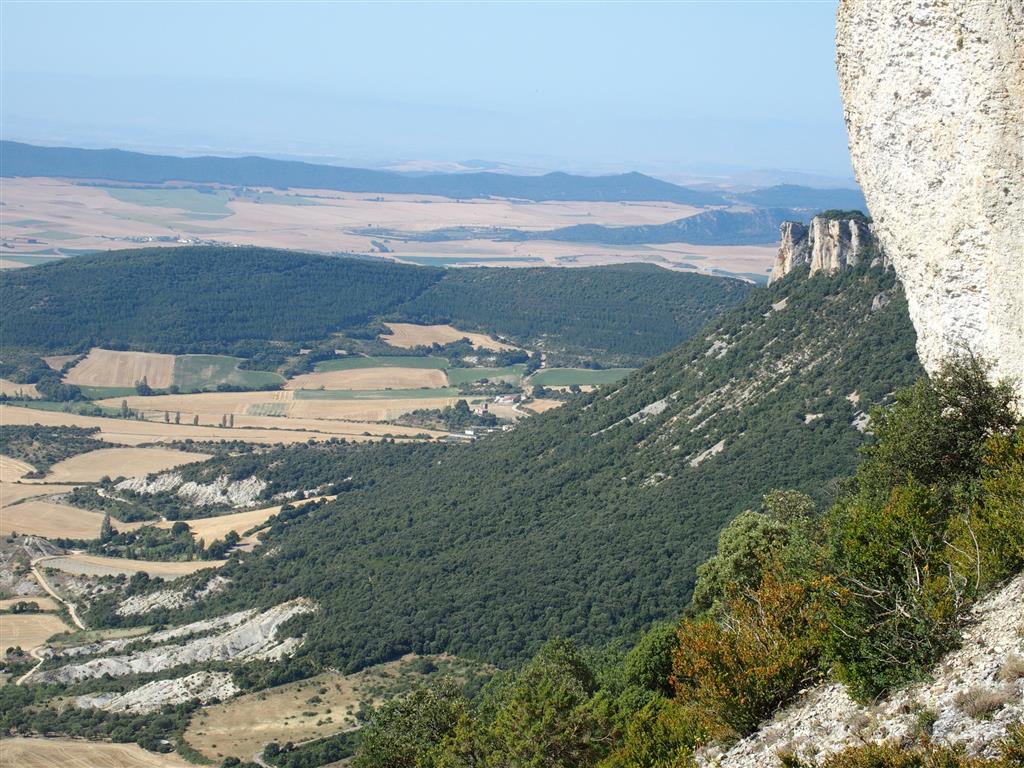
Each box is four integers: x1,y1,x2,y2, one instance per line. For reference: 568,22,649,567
696,574,1024,766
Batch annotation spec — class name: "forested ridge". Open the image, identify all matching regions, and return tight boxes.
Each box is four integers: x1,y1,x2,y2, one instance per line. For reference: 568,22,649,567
0,247,750,363
105,262,921,676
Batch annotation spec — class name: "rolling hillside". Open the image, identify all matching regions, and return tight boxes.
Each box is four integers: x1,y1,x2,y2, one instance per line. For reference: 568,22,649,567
129,260,921,673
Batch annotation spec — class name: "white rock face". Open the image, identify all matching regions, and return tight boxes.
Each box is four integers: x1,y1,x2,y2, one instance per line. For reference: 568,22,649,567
836,0,1024,398
117,472,268,508
76,671,238,713
769,216,881,284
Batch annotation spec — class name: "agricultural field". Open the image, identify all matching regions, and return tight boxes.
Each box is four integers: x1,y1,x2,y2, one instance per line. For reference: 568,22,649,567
285,367,448,391
42,354,79,371
41,553,226,579
0,454,35,481
0,613,72,650
0,498,110,539
172,354,284,391
529,367,635,386
1,404,418,445
62,348,283,392
446,364,526,385
382,322,518,351
64,349,176,389
314,355,449,372
0,738,195,768
293,387,458,400
0,596,60,611
0,378,39,398
184,654,486,762
42,447,211,483
0,178,778,279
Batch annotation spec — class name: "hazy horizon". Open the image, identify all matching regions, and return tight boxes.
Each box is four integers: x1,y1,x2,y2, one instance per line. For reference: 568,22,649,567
2,1,851,185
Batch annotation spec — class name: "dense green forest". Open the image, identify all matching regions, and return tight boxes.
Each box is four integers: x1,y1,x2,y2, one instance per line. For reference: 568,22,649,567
350,357,1024,768
0,248,750,364
101,262,920,676
394,263,751,360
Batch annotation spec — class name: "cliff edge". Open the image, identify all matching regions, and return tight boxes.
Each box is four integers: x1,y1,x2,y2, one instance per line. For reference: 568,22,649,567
836,0,1024,397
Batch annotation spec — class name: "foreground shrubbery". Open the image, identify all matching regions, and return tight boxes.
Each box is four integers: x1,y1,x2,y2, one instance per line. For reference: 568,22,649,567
356,356,1023,767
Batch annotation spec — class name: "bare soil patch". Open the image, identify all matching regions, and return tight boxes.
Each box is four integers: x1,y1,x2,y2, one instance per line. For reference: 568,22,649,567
65,348,175,389
285,367,448,390
44,447,211,483
0,738,195,768
0,482,78,510
42,554,226,580
0,613,72,650
383,323,517,351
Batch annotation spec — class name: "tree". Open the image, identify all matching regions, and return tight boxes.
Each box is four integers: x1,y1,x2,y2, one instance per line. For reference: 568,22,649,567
135,376,153,396
121,399,129,418
175,411,181,424
193,414,199,426
164,411,170,423
100,513,114,544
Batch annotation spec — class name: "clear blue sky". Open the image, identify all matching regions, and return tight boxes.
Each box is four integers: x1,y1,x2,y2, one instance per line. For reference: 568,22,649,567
1,1,849,179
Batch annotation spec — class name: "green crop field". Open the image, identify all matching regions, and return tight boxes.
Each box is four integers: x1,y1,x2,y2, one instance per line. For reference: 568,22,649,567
78,385,139,400
103,187,234,217
446,365,526,386
530,368,635,387
173,355,284,391
294,387,459,400
314,355,450,372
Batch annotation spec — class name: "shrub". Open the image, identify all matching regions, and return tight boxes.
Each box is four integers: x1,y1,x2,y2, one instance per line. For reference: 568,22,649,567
623,622,678,697
672,570,825,736
597,698,710,768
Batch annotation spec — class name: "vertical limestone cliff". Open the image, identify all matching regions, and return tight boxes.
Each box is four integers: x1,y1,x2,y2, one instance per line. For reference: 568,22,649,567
836,0,1024,397
769,215,882,284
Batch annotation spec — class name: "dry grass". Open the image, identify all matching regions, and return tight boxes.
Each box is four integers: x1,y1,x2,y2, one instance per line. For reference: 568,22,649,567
998,654,1024,682
0,378,39,398
65,348,176,389
521,398,565,414
44,447,210,483
284,367,448,390
160,495,335,543
0,596,60,611
0,455,36,482
42,554,226,580
953,685,1015,719
185,654,466,761
288,397,459,422
43,355,79,371
0,738,195,768
0,499,108,539
0,613,72,650
382,323,517,351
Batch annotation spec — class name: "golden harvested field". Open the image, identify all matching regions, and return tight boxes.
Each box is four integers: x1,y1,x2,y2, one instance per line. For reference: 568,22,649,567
284,367,448,390
0,613,72,649
0,482,78,509
65,348,176,389
0,738,195,768
383,323,518,351
0,596,60,611
0,455,35,482
0,405,390,446
0,499,109,539
98,392,455,430
161,495,336,543
522,398,565,414
43,447,211,482
42,554,226,580
186,654,468,761
0,378,39,398
43,354,79,371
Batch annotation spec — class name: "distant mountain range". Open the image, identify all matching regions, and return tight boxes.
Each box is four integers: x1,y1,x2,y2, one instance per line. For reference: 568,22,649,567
0,141,866,210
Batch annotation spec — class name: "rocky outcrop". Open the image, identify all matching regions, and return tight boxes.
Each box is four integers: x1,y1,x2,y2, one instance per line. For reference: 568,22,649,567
836,0,1024,398
696,573,1024,765
34,599,315,685
769,215,883,284
117,473,268,508
75,671,238,714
